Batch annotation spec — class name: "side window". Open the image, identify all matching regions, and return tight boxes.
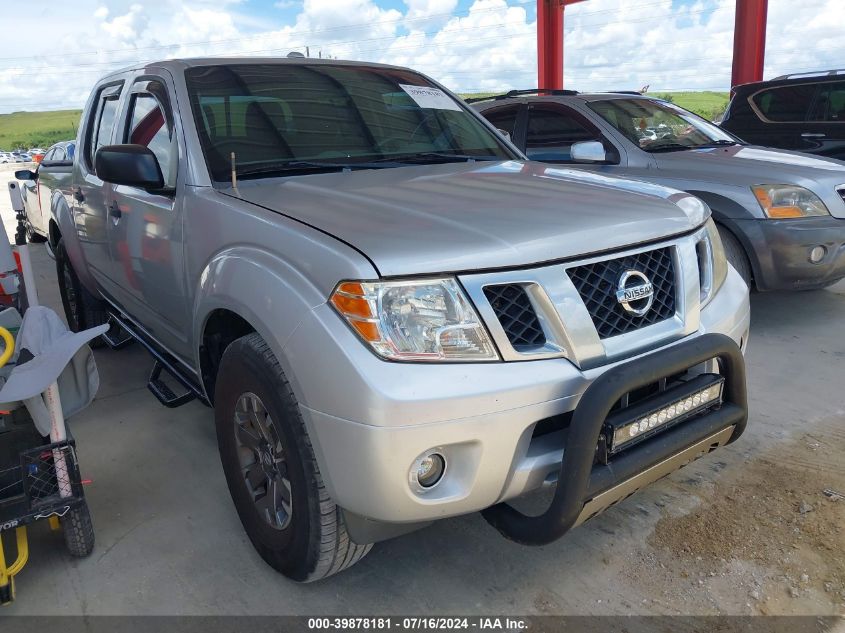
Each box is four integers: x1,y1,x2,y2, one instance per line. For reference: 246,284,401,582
484,106,520,137
42,149,56,163
525,106,601,162
84,85,123,170
125,87,176,187
752,84,816,122
809,81,845,122
53,147,66,161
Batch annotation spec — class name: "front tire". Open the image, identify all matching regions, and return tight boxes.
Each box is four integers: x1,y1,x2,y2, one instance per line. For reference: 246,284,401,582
717,226,752,289
214,333,371,582
55,238,108,347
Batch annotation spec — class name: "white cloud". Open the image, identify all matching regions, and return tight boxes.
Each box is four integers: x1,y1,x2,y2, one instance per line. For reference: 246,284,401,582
0,0,842,113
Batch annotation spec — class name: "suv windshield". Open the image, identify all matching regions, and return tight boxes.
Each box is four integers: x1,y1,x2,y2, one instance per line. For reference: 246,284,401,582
185,63,512,180
587,98,739,152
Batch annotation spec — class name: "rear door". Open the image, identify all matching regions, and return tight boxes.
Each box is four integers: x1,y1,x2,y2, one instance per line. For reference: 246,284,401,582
745,82,821,153
74,81,124,295
806,80,845,160
107,74,189,356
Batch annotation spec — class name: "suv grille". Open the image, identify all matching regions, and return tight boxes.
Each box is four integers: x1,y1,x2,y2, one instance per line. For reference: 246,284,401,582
568,247,676,339
483,284,546,351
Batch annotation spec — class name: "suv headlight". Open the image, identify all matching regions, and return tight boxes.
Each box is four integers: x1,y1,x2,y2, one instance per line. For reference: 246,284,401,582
330,278,499,362
697,218,728,306
751,184,829,218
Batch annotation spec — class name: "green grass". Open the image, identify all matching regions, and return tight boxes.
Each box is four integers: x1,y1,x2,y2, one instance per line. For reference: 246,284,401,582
646,91,729,120
0,109,82,151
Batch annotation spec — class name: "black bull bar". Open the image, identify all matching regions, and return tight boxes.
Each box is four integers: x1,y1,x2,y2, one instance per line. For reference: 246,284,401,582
482,333,748,546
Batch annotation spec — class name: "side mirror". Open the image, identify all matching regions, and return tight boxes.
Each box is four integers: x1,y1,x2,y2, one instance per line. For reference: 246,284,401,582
14,169,37,181
95,144,163,190
570,141,607,163
496,128,512,141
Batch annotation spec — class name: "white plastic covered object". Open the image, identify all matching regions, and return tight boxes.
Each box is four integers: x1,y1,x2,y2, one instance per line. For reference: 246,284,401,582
0,306,108,435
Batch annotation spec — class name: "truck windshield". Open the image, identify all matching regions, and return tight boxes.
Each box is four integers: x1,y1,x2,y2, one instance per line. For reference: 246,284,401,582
587,98,740,153
185,63,513,181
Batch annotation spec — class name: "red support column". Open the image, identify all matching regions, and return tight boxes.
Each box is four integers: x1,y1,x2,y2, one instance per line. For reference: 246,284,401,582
537,0,586,90
731,0,768,88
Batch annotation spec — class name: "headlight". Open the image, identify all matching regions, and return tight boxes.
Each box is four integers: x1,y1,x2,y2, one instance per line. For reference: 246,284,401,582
751,184,829,218
330,278,499,362
698,218,728,306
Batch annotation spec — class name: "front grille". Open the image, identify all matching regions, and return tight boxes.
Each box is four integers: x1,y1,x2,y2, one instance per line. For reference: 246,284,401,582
568,247,676,339
483,284,546,351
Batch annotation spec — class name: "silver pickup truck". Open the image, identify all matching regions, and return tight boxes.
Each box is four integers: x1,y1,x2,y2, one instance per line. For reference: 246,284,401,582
47,57,749,582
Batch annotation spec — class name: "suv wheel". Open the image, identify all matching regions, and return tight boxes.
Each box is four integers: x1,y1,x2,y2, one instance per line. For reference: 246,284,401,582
24,215,47,244
717,226,752,288
214,333,371,582
55,238,108,346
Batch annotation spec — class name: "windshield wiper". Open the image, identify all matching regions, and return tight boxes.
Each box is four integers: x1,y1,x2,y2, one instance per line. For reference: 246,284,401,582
693,140,742,149
370,152,503,165
235,160,393,179
644,142,693,153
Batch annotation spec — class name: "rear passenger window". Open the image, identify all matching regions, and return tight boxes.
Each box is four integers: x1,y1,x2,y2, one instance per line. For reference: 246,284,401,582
752,84,816,122
525,106,600,162
85,84,123,171
809,81,845,122
484,106,520,137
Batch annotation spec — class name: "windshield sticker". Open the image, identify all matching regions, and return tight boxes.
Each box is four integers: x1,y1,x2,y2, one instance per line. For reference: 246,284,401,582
399,84,462,111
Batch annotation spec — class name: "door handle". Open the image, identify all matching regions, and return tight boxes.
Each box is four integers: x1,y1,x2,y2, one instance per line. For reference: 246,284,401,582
72,187,84,203
801,132,826,138
109,202,122,219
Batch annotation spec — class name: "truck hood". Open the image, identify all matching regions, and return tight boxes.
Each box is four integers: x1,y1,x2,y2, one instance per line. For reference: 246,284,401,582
653,145,845,218
234,160,706,276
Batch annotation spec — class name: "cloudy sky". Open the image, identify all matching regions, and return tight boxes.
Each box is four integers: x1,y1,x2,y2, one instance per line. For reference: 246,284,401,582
0,0,842,114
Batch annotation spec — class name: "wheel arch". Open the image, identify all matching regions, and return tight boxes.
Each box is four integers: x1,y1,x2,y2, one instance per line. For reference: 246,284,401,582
684,190,762,286
192,246,329,405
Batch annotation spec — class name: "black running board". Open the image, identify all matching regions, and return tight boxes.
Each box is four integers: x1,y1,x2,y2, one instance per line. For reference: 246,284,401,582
101,316,135,350
107,312,210,408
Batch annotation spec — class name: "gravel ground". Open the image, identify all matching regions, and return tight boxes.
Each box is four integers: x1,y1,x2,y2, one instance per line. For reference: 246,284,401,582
0,162,843,619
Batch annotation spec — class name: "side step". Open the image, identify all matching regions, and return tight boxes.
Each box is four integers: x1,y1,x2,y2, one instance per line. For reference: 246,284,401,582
148,361,196,408
101,316,135,350
106,312,209,409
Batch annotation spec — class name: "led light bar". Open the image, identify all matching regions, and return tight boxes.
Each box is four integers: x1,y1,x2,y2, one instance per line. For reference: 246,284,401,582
610,377,725,454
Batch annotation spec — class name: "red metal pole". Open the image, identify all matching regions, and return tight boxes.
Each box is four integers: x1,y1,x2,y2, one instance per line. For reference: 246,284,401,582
731,0,768,88
537,0,563,90
537,0,587,90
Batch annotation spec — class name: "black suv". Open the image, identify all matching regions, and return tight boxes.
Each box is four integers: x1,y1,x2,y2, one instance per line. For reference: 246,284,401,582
721,70,845,160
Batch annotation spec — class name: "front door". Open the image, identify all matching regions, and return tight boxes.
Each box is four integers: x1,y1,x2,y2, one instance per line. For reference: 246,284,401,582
107,75,189,357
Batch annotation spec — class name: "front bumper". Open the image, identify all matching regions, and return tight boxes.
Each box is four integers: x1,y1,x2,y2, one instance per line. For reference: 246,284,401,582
289,266,749,541
732,216,845,290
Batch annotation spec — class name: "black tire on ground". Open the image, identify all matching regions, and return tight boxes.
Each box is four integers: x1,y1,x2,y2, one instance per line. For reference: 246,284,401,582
717,226,752,289
62,503,95,557
55,238,108,347
214,332,372,582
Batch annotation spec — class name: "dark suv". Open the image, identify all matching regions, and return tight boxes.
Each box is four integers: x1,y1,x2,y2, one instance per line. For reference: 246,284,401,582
721,70,845,161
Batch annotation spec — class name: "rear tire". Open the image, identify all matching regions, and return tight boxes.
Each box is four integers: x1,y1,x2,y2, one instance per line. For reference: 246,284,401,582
62,504,95,557
55,238,108,347
717,226,752,289
214,333,371,582
25,219,47,243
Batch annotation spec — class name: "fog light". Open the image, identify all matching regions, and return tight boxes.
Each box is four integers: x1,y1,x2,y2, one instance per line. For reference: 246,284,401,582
410,451,446,491
809,245,826,264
